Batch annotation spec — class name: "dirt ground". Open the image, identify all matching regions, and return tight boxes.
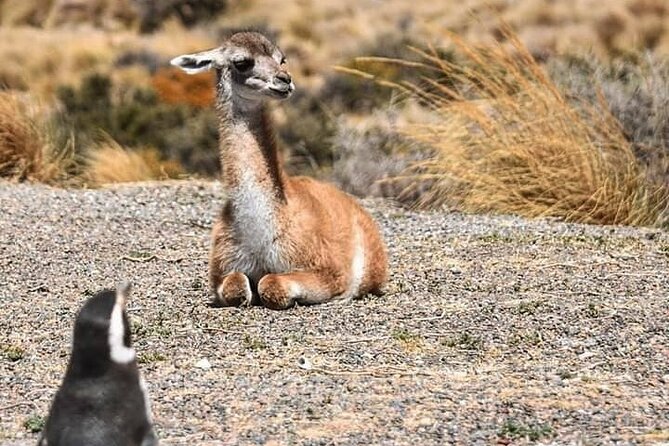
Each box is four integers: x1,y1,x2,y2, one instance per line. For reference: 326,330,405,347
0,181,667,445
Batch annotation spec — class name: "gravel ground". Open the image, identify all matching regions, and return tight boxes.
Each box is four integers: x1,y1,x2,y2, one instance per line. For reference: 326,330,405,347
0,181,668,445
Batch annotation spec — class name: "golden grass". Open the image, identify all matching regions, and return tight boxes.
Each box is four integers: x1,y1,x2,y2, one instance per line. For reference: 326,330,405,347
0,92,72,183
222,0,669,90
359,28,669,227
0,25,214,101
0,1,667,97
0,0,136,27
0,27,116,99
84,142,183,186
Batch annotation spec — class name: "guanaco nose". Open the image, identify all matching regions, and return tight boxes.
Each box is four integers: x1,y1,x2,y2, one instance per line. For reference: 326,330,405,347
275,71,292,85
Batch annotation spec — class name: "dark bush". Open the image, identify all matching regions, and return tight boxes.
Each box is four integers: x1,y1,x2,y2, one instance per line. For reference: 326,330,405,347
55,73,219,175
114,50,162,73
329,119,430,202
278,34,442,173
548,54,669,182
320,34,421,114
279,90,337,174
134,0,228,33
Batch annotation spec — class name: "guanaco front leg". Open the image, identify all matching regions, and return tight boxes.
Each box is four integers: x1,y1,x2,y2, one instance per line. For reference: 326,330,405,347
258,271,345,310
214,272,254,307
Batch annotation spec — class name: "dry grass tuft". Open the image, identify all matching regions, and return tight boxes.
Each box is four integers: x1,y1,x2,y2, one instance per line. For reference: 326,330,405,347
0,93,72,183
0,26,215,101
0,0,137,28
84,142,183,186
360,28,669,227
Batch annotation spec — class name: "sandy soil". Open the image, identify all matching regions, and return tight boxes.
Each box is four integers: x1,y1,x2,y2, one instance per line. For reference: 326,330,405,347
0,181,667,445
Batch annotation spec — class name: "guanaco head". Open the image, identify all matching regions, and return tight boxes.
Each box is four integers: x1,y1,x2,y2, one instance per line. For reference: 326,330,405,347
170,32,294,103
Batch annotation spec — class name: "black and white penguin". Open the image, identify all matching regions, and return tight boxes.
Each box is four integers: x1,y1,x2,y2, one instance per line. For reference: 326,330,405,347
38,283,158,446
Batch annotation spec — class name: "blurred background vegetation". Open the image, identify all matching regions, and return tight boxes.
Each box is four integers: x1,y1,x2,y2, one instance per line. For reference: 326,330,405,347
0,0,667,226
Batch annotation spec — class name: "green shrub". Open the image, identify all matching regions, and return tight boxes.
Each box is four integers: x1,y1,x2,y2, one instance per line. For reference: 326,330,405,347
279,34,441,175
23,414,45,433
55,73,219,175
324,34,445,114
329,119,428,201
279,90,337,174
498,418,553,441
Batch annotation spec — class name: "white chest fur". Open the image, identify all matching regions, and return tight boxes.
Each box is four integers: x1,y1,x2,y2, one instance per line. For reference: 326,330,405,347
228,169,287,279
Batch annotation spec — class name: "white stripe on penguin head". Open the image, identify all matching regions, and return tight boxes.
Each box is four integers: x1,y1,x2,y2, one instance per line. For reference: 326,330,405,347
109,281,135,364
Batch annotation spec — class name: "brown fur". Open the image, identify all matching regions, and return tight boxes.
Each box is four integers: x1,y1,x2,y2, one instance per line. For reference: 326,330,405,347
175,32,388,309
211,171,388,309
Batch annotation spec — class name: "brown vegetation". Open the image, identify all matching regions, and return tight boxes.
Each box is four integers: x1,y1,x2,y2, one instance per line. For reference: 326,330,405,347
0,93,71,183
356,29,669,226
84,142,182,186
0,0,667,227
151,68,215,108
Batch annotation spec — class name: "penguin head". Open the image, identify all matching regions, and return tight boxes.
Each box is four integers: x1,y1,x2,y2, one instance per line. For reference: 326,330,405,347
69,282,136,376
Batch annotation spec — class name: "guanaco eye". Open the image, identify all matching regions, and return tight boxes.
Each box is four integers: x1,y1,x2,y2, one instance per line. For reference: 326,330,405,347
280,56,286,65
232,58,254,72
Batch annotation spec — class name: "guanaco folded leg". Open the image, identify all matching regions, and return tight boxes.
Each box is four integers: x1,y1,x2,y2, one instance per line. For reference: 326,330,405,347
213,271,253,307
257,271,346,310
209,219,253,306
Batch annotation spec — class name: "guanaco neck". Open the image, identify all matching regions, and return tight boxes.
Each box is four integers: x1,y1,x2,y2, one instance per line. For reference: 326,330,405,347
215,69,286,204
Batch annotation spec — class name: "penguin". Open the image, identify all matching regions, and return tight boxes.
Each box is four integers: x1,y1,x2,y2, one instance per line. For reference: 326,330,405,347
38,283,158,446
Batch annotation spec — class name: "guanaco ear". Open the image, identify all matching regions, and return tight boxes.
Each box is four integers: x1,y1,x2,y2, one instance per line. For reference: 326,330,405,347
170,49,220,74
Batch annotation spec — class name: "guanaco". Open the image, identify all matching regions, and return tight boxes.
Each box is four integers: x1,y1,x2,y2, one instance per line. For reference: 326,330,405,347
171,32,388,310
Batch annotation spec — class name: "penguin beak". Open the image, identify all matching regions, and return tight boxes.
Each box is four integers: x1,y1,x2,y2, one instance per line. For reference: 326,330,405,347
116,281,132,309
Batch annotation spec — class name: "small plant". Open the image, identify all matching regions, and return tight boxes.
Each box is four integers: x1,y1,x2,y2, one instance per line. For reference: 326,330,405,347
1,344,25,361
151,312,173,338
391,328,424,351
508,330,543,347
585,302,602,318
190,278,204,290
558,370,576,380
442,332,484,350
477,233,515,244
281,333,304,346
131,315,171,338
132,320,147,337
580,375,595,383
138,351,167,364
498,418,553,441
243,334,267,351
515,300,544,315
127,250,154,259
391,328,419,343
23,414,45,433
